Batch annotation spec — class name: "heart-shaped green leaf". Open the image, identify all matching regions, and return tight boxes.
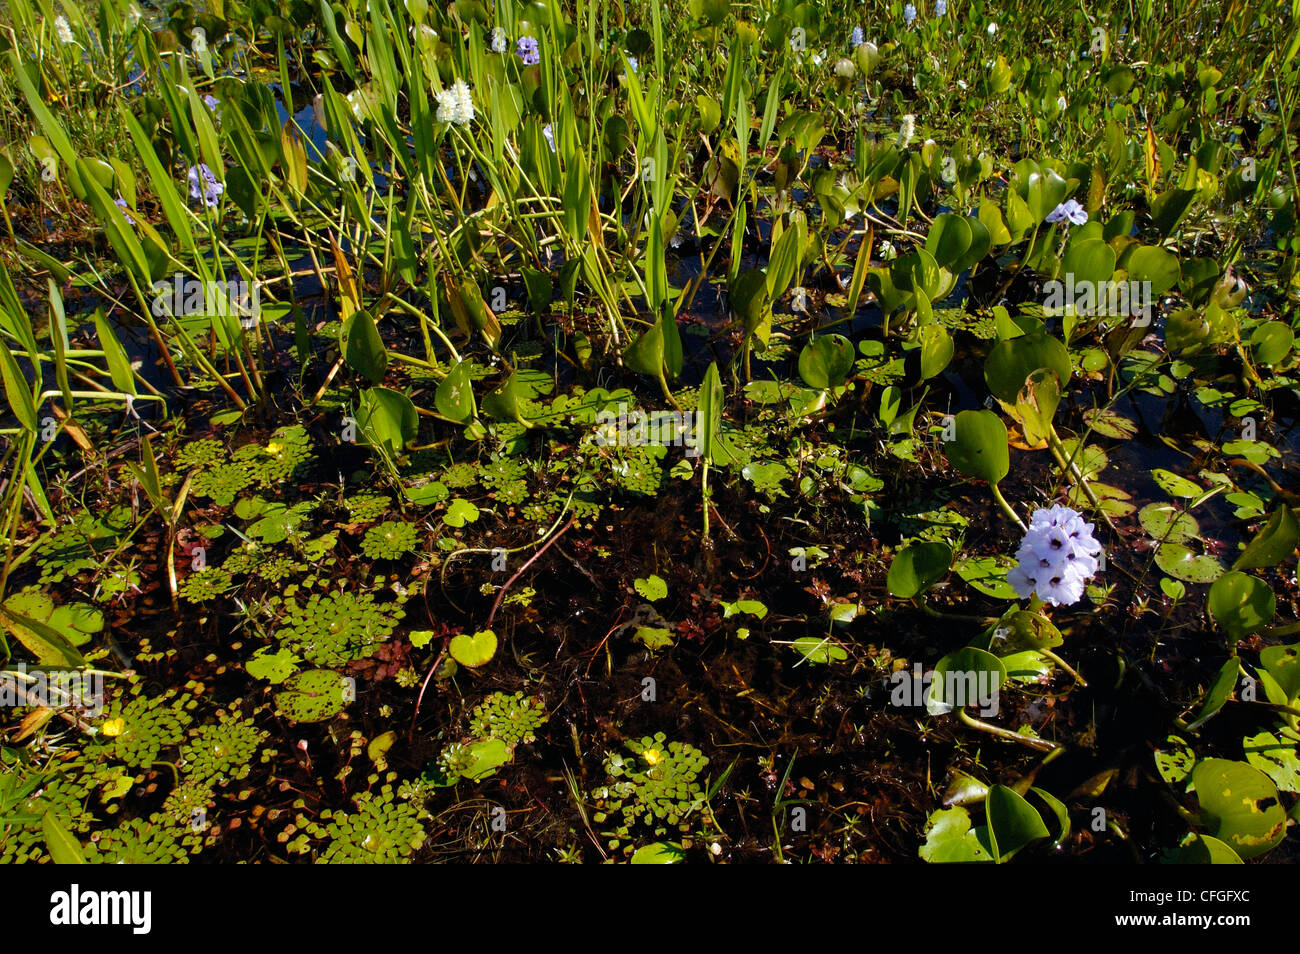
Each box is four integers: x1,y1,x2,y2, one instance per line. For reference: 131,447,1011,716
888,541,954,599
1191,758,1286,859
449,629,497,667
797,334,854,389
1207,571,1275,645
945,409,1010,486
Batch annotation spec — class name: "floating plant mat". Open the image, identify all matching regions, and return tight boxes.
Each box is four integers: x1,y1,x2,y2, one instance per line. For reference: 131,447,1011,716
1,0,1299,866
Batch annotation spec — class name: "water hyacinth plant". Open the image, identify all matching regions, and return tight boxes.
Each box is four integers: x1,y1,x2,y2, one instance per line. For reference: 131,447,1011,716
0,0,1296,881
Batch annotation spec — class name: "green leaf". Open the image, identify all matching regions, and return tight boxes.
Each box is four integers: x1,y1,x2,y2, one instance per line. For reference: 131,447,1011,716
1154,735,1197,785
42,811,87,864
1127,245,1182,296
1250,321,1294,366
918,807,994,863
1191,758,1286,860
1243,730,1300,793
797,334,854,389
887,541,953,599
926,647,1006,715
986,784,1050,862
1139,503,1199,545
924,213,973,271
945,409,1010,486
791,636,848,664
1167,834,1243,864
1259,642,1300,703
633,575,668,601
0,606,85,667
343,309,388,384
434,360,477,423
93,311,138,397
984,328,1071,404
449,629,497,667
481,370,537,427
1061,237,1115,286
1154,543,1224,583
1187,658,1240,731
1234,506,1298,571
1152,468,1202,499
0,338,36,432
630,841,686,864
442,498,480,527
356,386,418,454
918,324,954,379
1207,571,1275,644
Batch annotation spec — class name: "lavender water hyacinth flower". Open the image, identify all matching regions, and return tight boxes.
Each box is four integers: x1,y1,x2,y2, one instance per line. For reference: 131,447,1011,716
187,163,224,208
1007,505,1102,606
935,0,947,14
1045,198,1088,226
517,36,539,65
114,196,136,226
904,3,917,25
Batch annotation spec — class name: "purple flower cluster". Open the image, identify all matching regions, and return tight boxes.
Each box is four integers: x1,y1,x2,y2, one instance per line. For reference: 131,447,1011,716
1007,505,1103,606
1046,198,1088,226
187,163,224,208
517,36,539,66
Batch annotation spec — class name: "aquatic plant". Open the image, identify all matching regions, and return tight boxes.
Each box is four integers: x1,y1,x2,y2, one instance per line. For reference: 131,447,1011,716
591,734,715,852
361,520,418,560
272,589,406,667
298,785,427,864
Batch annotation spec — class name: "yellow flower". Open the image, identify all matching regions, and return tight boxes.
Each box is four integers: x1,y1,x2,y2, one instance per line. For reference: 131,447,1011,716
265,441,284,456
643,748,663,766
101,718,126,737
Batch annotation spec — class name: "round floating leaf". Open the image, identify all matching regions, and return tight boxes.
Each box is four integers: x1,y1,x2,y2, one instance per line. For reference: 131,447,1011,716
442,498,480,527
449,629,497,668
633,575,668,601
1191,758,1286,860
1243,730,1300,793
1152,468,1202,499
1168,834,1243,864
274,669,350,723
1061,237,1116,286
1207,571,1275,644
630,841,686,864
1126,245,1182,296
945,409,1010,486
984,329,1071,404
797,334,855,389
918,807,993,863
1250,321,1294,366
791,636,848,664
887,541,953,599
926,647,1006,715
1154,543,1224,583
1139,503,1199,545
459,737,512,781
1082,408,1137,440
